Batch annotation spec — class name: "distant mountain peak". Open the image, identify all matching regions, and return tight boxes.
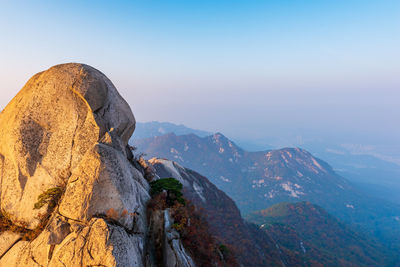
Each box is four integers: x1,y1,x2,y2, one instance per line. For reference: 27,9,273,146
132,121,212,140
212,132,226,139
133,131,355,213
265,147,334,175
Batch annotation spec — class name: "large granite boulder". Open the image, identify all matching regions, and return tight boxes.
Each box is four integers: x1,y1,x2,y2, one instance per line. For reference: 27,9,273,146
0,217,144,266
0,63,136,229
0,64,149,266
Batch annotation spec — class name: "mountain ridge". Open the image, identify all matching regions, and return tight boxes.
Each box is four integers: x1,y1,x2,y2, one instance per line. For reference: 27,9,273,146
133,121,212,140
133,121,400,206
133,131,400,253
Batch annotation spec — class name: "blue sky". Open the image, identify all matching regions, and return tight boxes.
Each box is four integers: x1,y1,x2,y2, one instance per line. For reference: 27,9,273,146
1,0,399,150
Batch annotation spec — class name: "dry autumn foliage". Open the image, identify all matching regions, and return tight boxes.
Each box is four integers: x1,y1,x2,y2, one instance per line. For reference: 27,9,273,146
147,193,238,266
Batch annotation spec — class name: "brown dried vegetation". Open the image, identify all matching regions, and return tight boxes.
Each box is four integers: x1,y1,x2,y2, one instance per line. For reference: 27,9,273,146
147,193,238,266
0,211,50,241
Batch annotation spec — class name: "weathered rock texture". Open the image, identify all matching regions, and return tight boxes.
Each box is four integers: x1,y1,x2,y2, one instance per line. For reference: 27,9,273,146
0,63,136,229
0,231,22,258
162,210,195,267
146,209,195,267
0,64,194,266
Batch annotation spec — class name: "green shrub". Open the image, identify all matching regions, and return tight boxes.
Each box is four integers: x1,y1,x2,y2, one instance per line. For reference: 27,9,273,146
172,222,185,232
34,187,63,210
150,178,185,206
219,244,229,253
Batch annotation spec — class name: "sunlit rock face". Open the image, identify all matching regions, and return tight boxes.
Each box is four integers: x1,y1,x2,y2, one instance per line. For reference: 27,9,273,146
0,63,155,266
0,63,137,229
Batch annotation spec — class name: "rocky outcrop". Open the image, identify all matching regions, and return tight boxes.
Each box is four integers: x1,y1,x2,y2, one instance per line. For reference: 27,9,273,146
163,210,194,267
146,209,194,267
0,63,136,229
58,130,149,232
0,63,194,266
0,217,144,266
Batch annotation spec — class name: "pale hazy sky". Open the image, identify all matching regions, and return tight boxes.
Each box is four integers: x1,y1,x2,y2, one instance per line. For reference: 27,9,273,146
1,1,399,147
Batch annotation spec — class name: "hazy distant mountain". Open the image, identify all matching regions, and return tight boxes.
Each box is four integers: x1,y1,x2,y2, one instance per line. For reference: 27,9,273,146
133,122,400,205
246,202,392,266
245,135,400,205
133,132,400,252
131,121,273,151
132,121,212,140
134,132,359,213
309,147,400,205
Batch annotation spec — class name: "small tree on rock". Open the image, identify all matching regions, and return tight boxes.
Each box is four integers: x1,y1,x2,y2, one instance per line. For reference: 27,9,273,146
150,178,185,206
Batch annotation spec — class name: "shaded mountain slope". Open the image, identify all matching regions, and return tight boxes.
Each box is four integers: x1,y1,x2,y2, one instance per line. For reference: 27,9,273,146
147,158,288,266
146,158,395,266
247,202,393,266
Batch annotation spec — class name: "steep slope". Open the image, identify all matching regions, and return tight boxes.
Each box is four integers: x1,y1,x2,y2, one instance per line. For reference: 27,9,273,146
146,158,395,266
246,202,391,266
133,132,400,251
0,63,195,266
147,158,288,267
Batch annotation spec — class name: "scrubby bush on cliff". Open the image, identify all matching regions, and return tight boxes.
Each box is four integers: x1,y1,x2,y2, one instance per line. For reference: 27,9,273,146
33,187,63,210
